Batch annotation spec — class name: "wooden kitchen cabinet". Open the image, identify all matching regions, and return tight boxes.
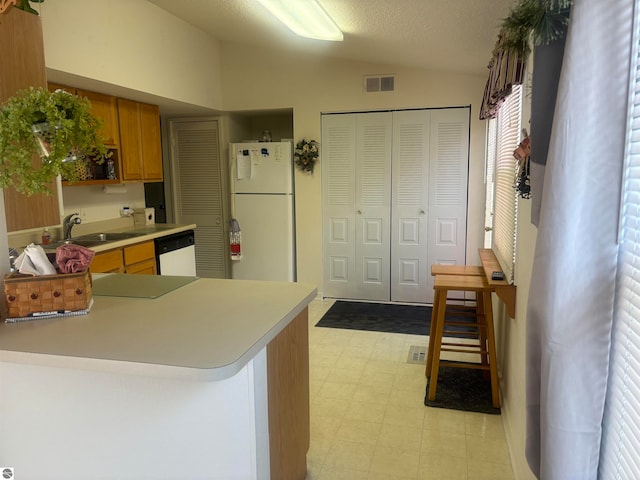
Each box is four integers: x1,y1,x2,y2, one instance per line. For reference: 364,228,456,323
124,241,156,274
77,89,120,147
91,240,156,275
118,98,163,182
0,9,61,232
91,249,124,274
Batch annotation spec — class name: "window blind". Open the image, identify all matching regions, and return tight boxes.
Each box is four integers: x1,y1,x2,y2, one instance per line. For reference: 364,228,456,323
599,5,640,478
491,85,522,283
484,118,498,247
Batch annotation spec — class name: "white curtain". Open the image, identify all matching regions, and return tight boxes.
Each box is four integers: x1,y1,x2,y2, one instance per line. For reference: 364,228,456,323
525,0,634,478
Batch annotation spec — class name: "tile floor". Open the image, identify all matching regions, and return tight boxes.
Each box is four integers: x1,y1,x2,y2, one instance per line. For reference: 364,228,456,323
306,298,515,480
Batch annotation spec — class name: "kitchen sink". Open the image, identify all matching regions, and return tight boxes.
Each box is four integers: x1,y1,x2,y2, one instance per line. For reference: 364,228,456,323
45,232,146,249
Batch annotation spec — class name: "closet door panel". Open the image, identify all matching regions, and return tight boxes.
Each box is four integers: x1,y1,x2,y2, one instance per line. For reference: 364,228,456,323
322,115,357,298
427,108,470,300
354,112,392,301
391,110,431,303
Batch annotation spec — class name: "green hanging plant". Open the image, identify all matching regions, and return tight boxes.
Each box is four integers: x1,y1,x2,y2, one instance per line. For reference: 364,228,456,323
499,0,571,57
14,0,45,15
0,86,110,195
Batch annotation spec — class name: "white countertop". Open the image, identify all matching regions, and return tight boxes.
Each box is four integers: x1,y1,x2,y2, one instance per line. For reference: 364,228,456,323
0,277,316,381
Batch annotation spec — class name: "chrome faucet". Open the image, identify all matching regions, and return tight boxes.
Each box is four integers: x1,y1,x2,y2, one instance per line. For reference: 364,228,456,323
62,213,81,240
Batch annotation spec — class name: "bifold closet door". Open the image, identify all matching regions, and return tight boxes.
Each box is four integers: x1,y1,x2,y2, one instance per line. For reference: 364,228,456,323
322,112,392,301
425,108,470,301
390,110,431,303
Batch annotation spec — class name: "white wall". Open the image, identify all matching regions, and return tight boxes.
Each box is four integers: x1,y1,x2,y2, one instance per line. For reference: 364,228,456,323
220,42,489,293
39,0,223,111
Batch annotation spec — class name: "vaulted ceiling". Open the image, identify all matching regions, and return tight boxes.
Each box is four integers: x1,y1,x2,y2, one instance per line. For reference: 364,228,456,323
148,0,513,76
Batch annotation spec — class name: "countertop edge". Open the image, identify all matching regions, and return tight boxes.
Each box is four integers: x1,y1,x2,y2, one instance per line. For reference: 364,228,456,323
0,284,318,382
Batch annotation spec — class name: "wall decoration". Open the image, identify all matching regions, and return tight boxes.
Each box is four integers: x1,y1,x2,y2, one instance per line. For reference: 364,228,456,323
294,138,319,173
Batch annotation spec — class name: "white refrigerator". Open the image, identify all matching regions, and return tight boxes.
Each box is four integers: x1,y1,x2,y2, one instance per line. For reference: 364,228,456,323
230,141,296,282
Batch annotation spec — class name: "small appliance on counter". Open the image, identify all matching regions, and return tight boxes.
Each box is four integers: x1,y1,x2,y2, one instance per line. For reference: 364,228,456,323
133,207,155,227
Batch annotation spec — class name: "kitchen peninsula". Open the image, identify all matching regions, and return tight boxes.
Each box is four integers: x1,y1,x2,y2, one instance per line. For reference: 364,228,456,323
0,276,316,480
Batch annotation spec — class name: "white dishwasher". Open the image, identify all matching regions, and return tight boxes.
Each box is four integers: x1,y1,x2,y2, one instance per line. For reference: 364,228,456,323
154,229,197,276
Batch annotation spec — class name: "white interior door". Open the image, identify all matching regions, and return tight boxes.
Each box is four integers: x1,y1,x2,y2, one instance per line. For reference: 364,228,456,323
426,108,470,301
322,114,357,299
169,119,228,279
354,113,392,301
322,108,468,304
391,110,431,303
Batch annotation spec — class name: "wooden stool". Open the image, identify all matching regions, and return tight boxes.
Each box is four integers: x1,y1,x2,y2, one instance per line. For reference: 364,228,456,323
426,274,500,408
426,265,484,376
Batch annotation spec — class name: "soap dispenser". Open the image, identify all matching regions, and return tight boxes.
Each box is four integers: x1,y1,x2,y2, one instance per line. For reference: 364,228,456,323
41,227,51,245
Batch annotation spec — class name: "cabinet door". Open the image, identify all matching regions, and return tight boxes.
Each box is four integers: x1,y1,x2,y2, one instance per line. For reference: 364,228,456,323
118,98,144,181
139,102,163,181
125,259,157,275
91,249,124,273
123,241,155,266
78,89,119,147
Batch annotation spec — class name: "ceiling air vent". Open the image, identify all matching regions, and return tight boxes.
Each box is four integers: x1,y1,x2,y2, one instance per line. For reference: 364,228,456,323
364,75,395,93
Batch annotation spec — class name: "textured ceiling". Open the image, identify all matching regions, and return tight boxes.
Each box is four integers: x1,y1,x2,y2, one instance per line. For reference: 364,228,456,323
147,0,513,76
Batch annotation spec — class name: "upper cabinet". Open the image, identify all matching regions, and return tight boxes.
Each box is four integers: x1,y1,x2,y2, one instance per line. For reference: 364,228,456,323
76,89,120,147
47,84,164,186
118,99,163,182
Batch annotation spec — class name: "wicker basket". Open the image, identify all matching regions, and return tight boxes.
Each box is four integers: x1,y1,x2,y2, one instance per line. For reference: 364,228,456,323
4,270,92,318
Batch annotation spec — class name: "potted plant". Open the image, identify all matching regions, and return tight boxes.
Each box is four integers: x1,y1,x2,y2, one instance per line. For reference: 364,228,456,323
0,86,109,194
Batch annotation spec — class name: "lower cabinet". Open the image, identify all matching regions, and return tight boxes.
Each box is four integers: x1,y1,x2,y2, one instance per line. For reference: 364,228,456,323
91,240,156,275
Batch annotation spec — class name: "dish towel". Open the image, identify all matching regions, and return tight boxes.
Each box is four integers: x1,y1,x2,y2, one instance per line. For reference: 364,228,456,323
14,244,57,276
56,244,95,273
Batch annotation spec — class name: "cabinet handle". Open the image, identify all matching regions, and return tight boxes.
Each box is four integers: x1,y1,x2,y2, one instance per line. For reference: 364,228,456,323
357,210,362,215
420,209,425,214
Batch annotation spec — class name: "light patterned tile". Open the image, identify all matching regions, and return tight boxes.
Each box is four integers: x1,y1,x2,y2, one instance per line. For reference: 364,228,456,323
330,367,365,385
377,423,423,452
383,404,425,427
466,459,515,479
311,396,350,418
418,452,468,479
421,431,467,458
423,407,467,435
318,380,357,400
367,473,416,480
352,383,393,405
362,358,401,376
324,439,376,472
335,418,382,445
465,435,511,465
344,400,387,424
361,370,396,388
369,445,421,478
315,466,369,480
464,412,506,439
334,355,369,372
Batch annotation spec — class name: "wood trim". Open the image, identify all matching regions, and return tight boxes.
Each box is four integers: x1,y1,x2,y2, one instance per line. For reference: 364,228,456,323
267,309,309,480
479,248,517,318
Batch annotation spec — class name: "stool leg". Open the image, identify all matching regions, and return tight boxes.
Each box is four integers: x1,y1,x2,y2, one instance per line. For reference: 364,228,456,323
483,289,500,408
476,291,489,379
426,288,440,377
428,287,447,401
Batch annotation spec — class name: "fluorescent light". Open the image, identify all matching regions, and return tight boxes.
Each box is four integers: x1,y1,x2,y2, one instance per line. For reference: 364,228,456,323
256,0,343,41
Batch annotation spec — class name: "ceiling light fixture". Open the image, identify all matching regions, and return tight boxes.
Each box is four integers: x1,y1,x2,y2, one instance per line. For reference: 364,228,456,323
255,0,343,42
